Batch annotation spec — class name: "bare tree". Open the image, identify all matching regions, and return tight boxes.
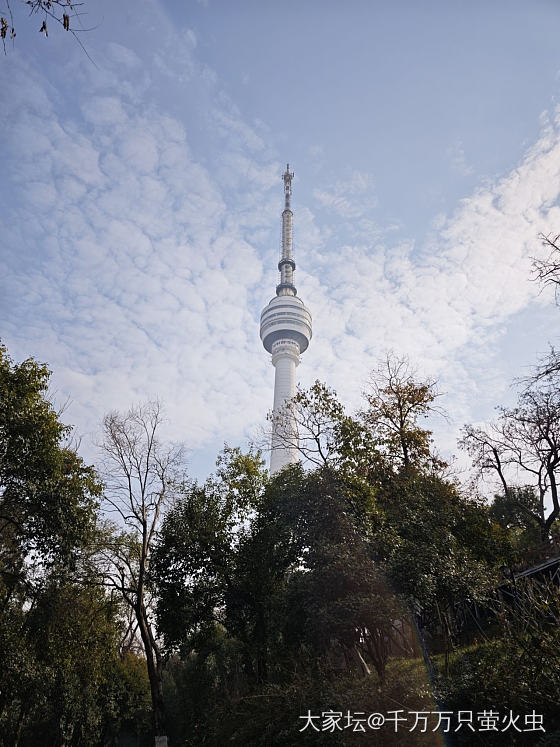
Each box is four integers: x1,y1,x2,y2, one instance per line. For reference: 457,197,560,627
532,233,560,301
461,383,560,540
97,402,185,746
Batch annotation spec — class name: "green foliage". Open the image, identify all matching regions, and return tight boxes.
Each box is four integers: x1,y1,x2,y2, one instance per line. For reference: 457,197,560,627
0,344,152,745
489,486,545,551
436,577,560,745
108,653,153,746
152,364,525,744
3,340,555,745
0,344,100,591
437,640,560,746
192,659,434,746
154,448,422,742
152,446,267,657
380,469,510,618
261,467,396,678
0,581,152,745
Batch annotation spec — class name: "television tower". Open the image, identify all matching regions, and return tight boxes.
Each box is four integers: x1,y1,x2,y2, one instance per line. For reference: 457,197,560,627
260,165,312,473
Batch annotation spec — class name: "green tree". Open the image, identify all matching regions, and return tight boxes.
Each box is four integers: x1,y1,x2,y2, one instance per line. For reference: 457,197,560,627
489,485,544,550
153,446,410,735
289,369,510,665
0,343,99,609
0,578,152,745
153,363,515,743
264,465,397,680
152,446,267,662
0,344,153,744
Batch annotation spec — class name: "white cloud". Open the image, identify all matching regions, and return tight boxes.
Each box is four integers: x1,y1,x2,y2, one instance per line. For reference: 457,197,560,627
294,109,560,457
0,44,274,462
2,3,560,480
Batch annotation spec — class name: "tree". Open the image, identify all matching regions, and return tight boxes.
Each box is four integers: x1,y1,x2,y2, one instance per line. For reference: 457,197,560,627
267,465,398,681
360,353,445,471
152,447,267,664
0,342,99,617
155,444,400,687
0,580,142,746
461,379,560,540
152,361,521,743
97,401,185,745
275,355,445,479
271,380,376,476
377,467,510,670
285,363,508,667
488,486,544,550
0,344,150,744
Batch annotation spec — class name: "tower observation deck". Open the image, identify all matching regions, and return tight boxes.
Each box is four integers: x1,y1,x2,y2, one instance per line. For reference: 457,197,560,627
260,165,312,473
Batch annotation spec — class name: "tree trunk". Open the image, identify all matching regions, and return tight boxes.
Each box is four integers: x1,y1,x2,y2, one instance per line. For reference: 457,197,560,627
136,603,166,741
13,703,26,747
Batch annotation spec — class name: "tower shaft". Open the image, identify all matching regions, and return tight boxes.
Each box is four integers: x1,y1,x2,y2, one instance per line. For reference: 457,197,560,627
270,339,299,474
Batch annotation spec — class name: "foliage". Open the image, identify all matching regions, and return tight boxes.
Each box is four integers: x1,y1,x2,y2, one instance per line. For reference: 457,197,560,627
0,580,152,745
271,380,375,474
0,343,104,742
153,361,521,742
2,339,558,745
152,446,267,657
203,660,435,746
0,345,152,745
360,354,444,470
383,470,510,603
0,344,99,596
289,366,511,646
436,576,560,745
287,355,446,479
153,447,414,741
108,653,153,746
489,486,545,551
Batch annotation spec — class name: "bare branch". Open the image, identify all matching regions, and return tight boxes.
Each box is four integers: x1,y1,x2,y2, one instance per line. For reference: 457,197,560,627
532,233,560,301
95,401,187,736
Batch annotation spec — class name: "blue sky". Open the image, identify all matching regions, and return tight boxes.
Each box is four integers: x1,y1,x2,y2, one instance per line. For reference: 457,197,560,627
2,0,560,481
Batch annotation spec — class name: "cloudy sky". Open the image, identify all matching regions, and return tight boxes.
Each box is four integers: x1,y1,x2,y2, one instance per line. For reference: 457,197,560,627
2,0,560,479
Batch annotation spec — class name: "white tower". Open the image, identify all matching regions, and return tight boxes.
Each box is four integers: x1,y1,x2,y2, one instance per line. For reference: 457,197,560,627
260,165,312,473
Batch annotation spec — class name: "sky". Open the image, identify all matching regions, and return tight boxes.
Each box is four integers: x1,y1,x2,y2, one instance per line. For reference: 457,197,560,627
2,0,560,481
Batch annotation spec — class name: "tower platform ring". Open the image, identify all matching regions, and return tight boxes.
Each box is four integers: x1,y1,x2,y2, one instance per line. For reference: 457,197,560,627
260,295,312,354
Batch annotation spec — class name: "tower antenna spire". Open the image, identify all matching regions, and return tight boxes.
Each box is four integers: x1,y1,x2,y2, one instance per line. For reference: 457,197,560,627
278,164,296,297
283,163,294,210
